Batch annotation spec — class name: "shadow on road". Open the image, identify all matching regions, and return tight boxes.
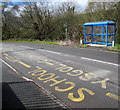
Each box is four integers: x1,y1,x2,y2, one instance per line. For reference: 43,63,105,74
2,82,26,110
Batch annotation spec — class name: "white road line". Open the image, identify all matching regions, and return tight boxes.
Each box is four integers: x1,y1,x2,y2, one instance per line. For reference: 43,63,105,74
38,49,62,54
0,58,19,74
81,57,119,66
80,48,117,53
0,58,34,81
9,44,16,46
19,46,34,49
22,76,33,81
38,49,75,58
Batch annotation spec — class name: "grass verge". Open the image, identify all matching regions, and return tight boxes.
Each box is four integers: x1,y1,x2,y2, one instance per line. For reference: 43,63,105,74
2,40,120,51
107,44,120,51
2,40,59,45
75,44,90,48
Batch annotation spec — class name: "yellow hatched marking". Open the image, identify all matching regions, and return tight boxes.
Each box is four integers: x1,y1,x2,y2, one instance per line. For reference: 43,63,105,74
106,93,120,101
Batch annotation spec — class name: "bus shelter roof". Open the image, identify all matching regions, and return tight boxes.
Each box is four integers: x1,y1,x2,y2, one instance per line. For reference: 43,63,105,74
84,20,115,26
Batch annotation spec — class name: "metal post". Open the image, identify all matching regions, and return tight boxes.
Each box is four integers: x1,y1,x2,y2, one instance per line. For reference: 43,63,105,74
92,26,94,43
84,26,86,44
65,27,68,41
106,25,108,46
64,23,68,41
114,24,116,42
80,39,83,45
102,25,104,43
112,41,115,47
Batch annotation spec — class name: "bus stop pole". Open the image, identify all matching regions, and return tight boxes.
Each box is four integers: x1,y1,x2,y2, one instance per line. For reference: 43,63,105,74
65,27,68,41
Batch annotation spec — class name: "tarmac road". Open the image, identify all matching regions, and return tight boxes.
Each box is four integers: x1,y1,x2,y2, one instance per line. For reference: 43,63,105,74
1,42,120,109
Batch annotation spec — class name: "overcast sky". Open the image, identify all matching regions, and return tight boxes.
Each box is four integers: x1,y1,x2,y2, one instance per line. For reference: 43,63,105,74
1,0,88,7
1,0,119,2
1,0,88,13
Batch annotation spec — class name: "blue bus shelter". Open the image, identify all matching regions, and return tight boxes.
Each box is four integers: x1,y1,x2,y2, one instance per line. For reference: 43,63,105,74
83,20,116,46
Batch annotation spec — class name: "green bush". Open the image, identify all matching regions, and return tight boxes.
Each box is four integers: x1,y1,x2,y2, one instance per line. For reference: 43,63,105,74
19,29,36,39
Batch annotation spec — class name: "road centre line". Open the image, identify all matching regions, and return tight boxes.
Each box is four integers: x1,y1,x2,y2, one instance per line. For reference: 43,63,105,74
19,46,35,49
81,57,119,66
38,49,62,54
38,49,75,58
19,47,117,66
38,48,118,66
79,48,118,53
38,49,76,58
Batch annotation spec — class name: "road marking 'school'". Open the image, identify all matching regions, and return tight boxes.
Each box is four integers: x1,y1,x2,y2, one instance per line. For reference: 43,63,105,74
106,93,120,101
